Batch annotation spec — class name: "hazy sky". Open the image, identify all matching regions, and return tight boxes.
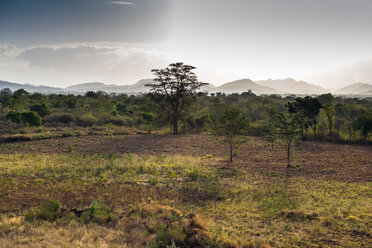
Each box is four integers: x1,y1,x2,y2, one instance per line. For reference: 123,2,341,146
0,0,371,88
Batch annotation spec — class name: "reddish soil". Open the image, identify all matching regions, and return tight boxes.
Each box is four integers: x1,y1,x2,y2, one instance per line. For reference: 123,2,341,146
2,134,372,183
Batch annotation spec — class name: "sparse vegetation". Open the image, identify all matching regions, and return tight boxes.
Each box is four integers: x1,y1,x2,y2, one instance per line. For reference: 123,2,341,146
0,77,371,247
0,134,371,247
213,106,250,162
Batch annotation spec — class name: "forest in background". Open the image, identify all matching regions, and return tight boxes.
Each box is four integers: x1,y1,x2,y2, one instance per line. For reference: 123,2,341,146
1,87,371,144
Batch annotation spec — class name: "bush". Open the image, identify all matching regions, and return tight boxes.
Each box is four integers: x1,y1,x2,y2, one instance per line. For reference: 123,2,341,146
80,199,114,224
26,199,62,222
5,110,42,126
104,116,125,126
76,113,97,127
45,113,75,124
195,115,211,129
140,112,154,122
5,110,22,124
30,102,51,117
21,111,42,126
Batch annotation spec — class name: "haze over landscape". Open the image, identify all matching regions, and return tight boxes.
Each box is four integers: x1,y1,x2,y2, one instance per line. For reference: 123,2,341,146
1,0,372,91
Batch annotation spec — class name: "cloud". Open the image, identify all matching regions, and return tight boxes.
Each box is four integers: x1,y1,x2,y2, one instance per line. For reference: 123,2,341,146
0,44,21,57
0,43,169,86
106,1,134,5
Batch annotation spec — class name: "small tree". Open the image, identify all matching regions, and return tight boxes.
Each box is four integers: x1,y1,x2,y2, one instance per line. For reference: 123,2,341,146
353,114,372,139
322,104,335,136
0,88,12,96
286,96,322,136
269,112,305,178
213,106,250,162
146,63,206,134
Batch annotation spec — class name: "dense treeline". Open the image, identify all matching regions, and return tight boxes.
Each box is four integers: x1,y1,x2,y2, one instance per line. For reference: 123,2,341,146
1,87,371,142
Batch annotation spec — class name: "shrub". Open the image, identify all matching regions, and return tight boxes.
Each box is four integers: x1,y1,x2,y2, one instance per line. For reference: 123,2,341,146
5,110,22,124
76,113,97,127
141,112,154,122
21,111,42,126
26,199,62,222
6,110,42,126
80,199,114,224
30,102,51,117
105,116,125,126
45,113,75,124
195,114,211,129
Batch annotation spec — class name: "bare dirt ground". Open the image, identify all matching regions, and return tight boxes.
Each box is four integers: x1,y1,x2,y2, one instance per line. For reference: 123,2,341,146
2,133,371,183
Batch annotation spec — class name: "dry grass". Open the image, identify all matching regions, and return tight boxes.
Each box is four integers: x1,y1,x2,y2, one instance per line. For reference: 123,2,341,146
0,134,371,247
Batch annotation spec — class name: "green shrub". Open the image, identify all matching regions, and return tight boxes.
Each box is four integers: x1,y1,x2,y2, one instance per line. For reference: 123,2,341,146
141,112,154,122
30,102,51,117
195,114,211,129
147,240,180,248
6,110,42,126
80,199,114,224
26,199,61,222
21,111,42,126
76,113,97,127
5,110,22,124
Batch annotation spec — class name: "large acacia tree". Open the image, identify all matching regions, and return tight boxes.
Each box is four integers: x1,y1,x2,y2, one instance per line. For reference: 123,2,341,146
146,63,206,134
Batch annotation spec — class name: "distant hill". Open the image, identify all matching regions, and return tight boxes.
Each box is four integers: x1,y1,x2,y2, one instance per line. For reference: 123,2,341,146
364,89,372,95
0,79,217,95
64,79,218,94
336,82,372,95
65,82,114,92
0,80,62,93
256,78,327,94
215,79,280,94
200,83,217,92
64,79,155,93
1,79,372,96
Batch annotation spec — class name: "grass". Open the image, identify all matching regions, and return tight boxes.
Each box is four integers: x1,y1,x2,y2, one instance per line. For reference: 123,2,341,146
0,125,133,143
0,150,371,247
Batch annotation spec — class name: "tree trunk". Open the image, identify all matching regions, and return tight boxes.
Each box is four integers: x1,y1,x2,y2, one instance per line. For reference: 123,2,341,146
286,141,291,179
348,122,352,140
173,116,178,135
229,138,233,162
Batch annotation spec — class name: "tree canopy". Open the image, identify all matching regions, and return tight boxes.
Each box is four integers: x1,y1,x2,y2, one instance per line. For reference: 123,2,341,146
146,63,206,134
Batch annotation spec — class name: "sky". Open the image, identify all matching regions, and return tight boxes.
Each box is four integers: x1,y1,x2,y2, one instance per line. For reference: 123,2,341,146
0,0,372,88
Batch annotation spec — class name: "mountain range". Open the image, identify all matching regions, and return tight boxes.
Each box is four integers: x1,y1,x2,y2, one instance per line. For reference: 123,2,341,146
335,82,372,95
256,78,327,94
1,79,372,96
